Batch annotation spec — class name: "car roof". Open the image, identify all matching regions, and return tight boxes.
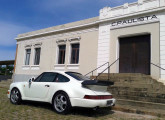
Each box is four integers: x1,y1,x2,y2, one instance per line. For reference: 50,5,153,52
45,70,81,74
47,70,66,74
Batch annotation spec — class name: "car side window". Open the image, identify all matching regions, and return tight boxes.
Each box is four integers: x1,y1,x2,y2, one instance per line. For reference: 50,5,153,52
55,74,70,82
34,73,43,82
39,72,57,82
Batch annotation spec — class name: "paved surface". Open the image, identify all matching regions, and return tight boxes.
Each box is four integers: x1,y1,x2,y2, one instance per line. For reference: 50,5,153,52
113,105,165,118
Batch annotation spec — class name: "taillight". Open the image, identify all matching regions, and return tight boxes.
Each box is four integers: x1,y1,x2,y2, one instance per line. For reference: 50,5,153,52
7,91,10,94
84,95,113,100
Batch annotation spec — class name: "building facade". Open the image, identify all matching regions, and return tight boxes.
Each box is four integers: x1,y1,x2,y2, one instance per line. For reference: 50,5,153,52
14,0,165,83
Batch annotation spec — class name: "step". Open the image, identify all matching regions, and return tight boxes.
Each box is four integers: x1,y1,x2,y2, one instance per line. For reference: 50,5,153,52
110,87,148,93
111,83,165,91
91,73,165,104
111,90,149,97
113,79,163,85
110,90,165,99
99,73,151,77
113,99,165,117
96,76,156,83
110,84,165,93
109,84,153,91
113,105,165,117
109,86,148,92
112,83,153,88
114,95,165,104
116,98,165,110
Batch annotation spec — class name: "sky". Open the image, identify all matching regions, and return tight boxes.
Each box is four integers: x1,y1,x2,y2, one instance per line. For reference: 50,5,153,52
0,0,137,61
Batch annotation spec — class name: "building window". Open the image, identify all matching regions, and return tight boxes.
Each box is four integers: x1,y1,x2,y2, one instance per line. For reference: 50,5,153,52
25,49,31,65
34,48,41,65
71,44,80,64
58,45,66,64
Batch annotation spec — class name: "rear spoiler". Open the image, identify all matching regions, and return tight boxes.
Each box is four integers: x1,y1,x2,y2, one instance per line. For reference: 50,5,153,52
81,80,114,86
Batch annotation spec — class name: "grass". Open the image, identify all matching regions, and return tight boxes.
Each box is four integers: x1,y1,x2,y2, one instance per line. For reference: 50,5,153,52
0,80,162,120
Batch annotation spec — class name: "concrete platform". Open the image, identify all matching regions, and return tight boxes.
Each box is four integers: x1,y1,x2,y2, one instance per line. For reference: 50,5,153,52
112,99,165,117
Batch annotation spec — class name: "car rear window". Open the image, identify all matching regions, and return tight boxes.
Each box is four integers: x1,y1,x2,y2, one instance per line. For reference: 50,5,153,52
55,74,70,82
65,72,90,81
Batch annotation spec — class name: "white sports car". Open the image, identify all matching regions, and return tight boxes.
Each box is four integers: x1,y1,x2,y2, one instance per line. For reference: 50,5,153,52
7,71,116,114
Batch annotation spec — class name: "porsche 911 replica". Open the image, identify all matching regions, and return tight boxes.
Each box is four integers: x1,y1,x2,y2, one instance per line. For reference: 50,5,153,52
7,71,116,114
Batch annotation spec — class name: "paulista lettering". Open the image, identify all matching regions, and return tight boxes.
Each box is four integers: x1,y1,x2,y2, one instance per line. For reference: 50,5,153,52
111,15,157,26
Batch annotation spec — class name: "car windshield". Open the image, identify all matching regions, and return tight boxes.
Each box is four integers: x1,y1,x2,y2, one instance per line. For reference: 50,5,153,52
65,72,90,81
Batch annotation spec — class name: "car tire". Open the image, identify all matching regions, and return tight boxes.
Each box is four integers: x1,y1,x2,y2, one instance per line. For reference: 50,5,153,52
10,88,22,105
52,91,72,114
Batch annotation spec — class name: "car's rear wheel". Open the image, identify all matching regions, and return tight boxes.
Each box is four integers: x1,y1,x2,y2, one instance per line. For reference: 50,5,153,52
10,88,22,105
53,92,71,114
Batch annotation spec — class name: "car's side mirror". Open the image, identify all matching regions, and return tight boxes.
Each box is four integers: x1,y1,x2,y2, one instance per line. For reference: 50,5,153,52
29,77,35,84
29,79,32,84
32,77,35,81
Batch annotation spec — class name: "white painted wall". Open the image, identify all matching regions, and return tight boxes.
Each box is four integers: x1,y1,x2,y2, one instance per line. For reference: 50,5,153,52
98,0,165,82
159,12,165,80
100,0,162,20
97,23,110,74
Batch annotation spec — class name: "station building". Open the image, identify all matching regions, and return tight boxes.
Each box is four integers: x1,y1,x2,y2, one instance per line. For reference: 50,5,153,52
14,0,165,83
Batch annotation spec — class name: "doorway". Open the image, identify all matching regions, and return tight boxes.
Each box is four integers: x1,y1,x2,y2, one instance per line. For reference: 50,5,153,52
119,34,151,75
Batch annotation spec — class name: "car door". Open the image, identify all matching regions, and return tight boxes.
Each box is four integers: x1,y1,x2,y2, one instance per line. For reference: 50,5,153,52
26,72,57,99
48,73,70,94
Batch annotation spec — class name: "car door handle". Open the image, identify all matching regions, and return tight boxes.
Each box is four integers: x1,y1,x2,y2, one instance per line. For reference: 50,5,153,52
45,85,50,87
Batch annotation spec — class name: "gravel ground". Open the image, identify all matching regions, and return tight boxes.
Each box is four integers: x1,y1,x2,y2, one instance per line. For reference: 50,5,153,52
0,79,163,120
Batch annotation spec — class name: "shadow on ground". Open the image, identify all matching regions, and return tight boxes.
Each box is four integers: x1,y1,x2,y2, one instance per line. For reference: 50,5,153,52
71,107,115,117
21,101,114,117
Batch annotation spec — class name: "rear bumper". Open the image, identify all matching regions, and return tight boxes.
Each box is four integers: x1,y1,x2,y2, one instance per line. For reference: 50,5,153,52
70,98,116,108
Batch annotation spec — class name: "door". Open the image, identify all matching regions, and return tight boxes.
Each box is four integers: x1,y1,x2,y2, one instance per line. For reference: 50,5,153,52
119,34,150,75
25,72,57,99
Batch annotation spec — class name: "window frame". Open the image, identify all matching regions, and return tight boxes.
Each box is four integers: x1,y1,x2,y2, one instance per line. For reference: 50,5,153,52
65,72,90,81
34,47,41,65
24,48,31,65
70,43,80,64
34,72,70,83
34,72,57,82
54,73,70,82
58,45,66,64
34,73,44,82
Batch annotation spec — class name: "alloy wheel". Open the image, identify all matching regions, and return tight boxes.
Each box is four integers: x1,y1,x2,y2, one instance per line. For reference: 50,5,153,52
54,94,67,113
11,89,20,104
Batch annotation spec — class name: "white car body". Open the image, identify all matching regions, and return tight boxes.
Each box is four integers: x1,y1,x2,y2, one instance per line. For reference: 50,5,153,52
7,71,116,113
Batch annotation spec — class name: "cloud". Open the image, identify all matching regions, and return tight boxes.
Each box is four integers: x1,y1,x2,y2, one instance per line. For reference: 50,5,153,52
0,21,32,46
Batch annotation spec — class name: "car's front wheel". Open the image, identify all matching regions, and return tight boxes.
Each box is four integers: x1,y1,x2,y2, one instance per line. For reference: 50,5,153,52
10,88,22,105
53,92,71,114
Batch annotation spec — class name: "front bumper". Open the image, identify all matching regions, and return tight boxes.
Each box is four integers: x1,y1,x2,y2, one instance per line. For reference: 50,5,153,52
70,98,116,108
